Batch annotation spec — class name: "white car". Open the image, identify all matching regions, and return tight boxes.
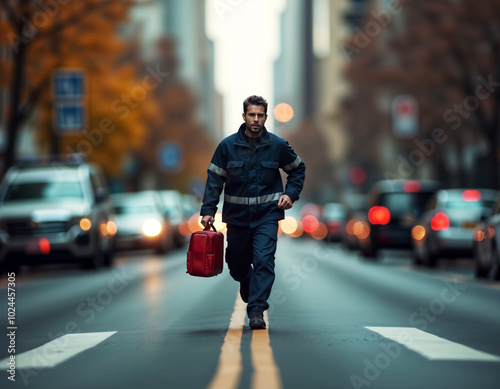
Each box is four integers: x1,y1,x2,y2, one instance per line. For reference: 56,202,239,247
0,160,116,272
111,191,173,254
412,188,498,267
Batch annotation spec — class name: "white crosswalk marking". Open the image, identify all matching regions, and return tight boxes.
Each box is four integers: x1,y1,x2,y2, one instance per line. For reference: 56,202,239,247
1,332,117,369
366,327,500,362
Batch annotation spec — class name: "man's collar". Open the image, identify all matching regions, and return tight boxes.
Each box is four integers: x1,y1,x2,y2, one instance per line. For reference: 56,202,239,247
235,123,271,147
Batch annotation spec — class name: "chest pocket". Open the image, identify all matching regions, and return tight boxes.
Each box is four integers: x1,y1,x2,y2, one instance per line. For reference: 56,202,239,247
227,160,245,184
260,161,279,184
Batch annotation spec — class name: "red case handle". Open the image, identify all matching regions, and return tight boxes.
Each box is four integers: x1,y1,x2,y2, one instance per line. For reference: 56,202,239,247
204,222,217,232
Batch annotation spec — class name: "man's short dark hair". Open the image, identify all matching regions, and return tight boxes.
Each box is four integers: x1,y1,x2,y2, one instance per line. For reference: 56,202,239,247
243,95,268,114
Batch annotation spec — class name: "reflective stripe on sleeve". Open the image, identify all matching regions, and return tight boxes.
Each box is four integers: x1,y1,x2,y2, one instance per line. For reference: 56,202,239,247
283,156,302,173
208,163,228,178
224,192,283,205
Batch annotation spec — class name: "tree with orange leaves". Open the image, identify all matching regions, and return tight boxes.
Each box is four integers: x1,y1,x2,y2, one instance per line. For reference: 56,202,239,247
0,0,155,177
343,0,500,188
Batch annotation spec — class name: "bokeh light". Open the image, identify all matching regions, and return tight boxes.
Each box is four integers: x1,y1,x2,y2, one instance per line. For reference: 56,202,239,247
353,221,370,240
107,220,117,236
39,238,50,255
302,215,319,235
213,212,227,232
274,103,294,123
280,216,299,235
473,230,485,242
411,225,426,241
79,218,92,231
312,222,328,240
187,214,203,234
142,219,162,237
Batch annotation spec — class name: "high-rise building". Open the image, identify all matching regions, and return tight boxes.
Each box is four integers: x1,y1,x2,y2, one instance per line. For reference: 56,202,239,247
161,0,223,141
273,0,314,129
129,0,222,141
274,0,353,201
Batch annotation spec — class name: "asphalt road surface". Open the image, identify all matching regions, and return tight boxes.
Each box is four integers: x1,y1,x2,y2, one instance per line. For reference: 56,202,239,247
1,236,499,389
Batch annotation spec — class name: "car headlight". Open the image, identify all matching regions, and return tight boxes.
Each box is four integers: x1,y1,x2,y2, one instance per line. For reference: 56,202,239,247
80,218,92,231
106,220,117,237
69,216,92,231
142,219,162,237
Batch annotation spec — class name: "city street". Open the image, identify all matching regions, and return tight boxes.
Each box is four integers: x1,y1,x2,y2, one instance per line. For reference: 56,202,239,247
1,236,499,389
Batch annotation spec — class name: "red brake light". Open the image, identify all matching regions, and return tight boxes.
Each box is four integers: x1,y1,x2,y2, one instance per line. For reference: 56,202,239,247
39,238,51,255
462,190,481,202
431,212,449,231
403,180,422,193
302,215,319,234
368,206,391,225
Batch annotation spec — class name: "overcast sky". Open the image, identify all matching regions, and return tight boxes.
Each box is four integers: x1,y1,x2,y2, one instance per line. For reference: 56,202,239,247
206,0,285,136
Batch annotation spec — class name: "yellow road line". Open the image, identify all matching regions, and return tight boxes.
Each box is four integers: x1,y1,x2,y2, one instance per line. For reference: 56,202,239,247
207,295,246,389
250,311,282,389
208,295,282,389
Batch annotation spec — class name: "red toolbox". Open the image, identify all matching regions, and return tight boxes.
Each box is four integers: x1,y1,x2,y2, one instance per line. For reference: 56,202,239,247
187,223,224,277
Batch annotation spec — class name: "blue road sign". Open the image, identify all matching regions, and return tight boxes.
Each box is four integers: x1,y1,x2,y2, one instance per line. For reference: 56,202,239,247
159,142,183,173
56,103,84,131
54,72,84,99
53,69,86,133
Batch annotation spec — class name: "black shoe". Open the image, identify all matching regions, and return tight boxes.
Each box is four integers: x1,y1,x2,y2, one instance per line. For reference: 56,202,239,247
240,279,250,303
249,310,266,330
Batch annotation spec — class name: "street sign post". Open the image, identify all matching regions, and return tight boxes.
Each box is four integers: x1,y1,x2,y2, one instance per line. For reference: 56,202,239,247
56,103,84,131
158,142,183,173
392,95,418,138
52,69,86,133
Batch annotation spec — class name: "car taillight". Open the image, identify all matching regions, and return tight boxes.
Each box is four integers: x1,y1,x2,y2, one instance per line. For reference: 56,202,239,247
462,189,481,202
403,180,422,193
302,215,319,234
368,206,391,225
431,212,449,231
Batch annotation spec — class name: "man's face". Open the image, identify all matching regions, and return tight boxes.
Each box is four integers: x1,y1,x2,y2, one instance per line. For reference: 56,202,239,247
243,104,267,137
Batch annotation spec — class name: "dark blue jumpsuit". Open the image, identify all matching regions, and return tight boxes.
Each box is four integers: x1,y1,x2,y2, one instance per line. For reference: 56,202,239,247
201,124,305,315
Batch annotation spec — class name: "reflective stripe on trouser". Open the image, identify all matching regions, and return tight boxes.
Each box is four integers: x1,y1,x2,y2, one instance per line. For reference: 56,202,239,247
224,192,283,205
226,221,279,315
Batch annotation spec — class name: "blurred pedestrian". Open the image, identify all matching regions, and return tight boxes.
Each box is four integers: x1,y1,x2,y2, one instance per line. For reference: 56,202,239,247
200,95,305,329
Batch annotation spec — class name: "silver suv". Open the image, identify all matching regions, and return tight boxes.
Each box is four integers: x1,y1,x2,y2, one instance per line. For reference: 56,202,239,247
0,159,116,271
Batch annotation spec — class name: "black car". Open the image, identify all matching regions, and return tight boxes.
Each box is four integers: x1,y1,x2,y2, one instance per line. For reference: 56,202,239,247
359,179,443,258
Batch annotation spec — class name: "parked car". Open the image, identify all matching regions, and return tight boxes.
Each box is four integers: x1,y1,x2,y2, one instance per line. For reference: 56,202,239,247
111,191,173,254
321,202,346,242
0,158,116,272
359,179,443,259
158,190,187,247
411,189,498,267
473,194,500,280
